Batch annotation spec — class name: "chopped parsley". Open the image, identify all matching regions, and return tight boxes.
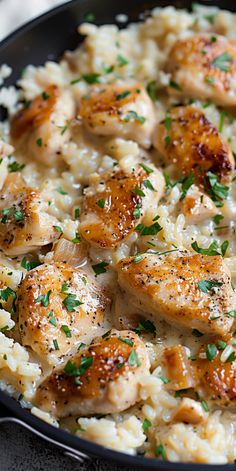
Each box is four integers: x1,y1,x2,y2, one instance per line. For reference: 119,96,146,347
213,214,224,225
8,161,25,173
146,80,158,101
197,280,223,293
211,52,233,72
42,91,50,100
71,233,81,244
191,240,228,257
155,443,167,460
217,340,227,350
0,287,16,303
158,375,170,384
169,79,182,91
227,310,236,318
139,163,153,174
135,319,156,336
74,208,80,219
142,179,156,192
49,311,57,327
13,210,24,221
206,171,229,206
225,351,236,363
116,54,129,67
53,225,63,233
118,337,134,346
63,294,83,312
128,350,141,367
84,12,95,22
71,73,100,85
201,400,209,412
205,343,218,361
57,125,68,135
64,356,93,378
180,173,194,200
142,418,152,431
133,254,143,263
92,261,109,275
36,137,43,147
97,199,105,208
78,342,86,352
130,185,145,197
53,339,59,350
116,90,131,100
133,204,142,219
135,221,162,236
61,325,72,338
21,257,41,271
206,76,215,86
61,282,69,294
34,290,52,307
123,110,146,124
55,186,68,195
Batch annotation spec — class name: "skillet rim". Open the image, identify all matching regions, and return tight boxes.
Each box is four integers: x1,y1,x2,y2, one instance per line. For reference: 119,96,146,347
0,1,235,469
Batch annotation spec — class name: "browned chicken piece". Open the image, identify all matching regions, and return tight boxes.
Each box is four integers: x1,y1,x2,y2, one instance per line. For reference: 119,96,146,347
162,345,197,391
11,85,75,167
35,329,150,417
172,397,208,424
181,187,217,224
117,252,235,335
196,336,236,404
0,173,59,256
167,34,236,106
80,163,165,249
17,262,110,365
153,106,235,185
79,84,155,148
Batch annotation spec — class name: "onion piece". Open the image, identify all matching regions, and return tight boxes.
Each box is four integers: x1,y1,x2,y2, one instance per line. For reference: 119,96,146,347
53,238,87,267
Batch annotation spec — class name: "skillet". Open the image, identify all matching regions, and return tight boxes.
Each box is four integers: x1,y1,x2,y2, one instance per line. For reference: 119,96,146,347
0,0,235,469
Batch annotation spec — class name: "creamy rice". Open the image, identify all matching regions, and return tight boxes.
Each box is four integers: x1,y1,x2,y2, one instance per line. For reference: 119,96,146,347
0,3,235,465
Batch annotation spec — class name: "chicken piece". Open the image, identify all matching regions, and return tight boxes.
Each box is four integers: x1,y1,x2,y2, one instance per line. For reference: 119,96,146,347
153,106,234,185
181,186,217,224
196,337,236,404
11,85,75,167
0,173,59,256
172,398,207,424
17,262,110,365
80,163,165,249
35,329,150,417
162,345,197,391
117,252,235,335
79,84,155,148
167,34,236,106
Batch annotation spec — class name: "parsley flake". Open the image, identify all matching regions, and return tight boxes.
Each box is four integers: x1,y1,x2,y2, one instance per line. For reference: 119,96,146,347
34,290,52,307
63,294,83,312
92,261,109,275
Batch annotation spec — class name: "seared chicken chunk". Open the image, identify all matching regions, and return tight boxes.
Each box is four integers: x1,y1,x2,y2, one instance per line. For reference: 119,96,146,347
17,262,110,365
153,106,234,185
11,85,75,167
172,398,208,424
80,84,155,148
181,186,217,224
0,173,59,256
117,252,235,335
80,163,165,249
35,329,150,417
196,337,236,404
167,34,236,106
162,345,197,391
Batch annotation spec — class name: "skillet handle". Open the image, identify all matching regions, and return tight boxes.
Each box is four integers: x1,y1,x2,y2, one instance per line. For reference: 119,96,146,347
0,416,92,464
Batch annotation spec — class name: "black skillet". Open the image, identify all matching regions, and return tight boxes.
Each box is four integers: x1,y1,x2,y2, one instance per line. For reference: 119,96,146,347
0,0,235,469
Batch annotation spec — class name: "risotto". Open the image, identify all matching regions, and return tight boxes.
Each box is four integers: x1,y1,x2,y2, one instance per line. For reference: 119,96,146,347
0,3,235,465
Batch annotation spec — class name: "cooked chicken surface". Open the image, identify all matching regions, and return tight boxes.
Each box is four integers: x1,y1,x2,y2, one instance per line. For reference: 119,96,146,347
117,252,235,335
11,85,75,167
80,163,165,249
35,329,150,417
0,173,59,256
167,34,236,106
162,344,197,391
196,336,236,404
172,397,208,425
181,186,217,224
153,106,235,185
17,262,110,365
80,84,155,148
